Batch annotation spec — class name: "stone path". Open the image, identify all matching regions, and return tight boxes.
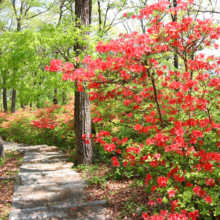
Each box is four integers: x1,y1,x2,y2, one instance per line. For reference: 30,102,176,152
4,141,107,220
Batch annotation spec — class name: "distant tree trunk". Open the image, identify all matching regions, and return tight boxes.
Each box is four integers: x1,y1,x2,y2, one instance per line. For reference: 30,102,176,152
74,0,93,165
3,73,7,113
171,0,178,72
53,88,58,105
0,135,5,159
17,18,21,32
3,88,7,113
11,88,16,113
62,90,66,105
97,0,102,32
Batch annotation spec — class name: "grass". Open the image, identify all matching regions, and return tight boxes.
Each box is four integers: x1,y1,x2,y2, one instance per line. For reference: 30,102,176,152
0,150,23,166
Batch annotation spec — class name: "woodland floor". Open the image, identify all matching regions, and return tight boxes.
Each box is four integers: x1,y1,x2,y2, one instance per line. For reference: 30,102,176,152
78,164,159,220
0,150,24,220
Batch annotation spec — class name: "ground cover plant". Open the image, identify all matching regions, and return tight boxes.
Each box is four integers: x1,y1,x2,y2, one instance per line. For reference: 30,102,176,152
47,0,220,219
0,150,24,220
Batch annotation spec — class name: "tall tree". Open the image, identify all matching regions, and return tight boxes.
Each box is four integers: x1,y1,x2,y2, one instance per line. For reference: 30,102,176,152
7,0,55,112
0,135,5,159
74,0,93,165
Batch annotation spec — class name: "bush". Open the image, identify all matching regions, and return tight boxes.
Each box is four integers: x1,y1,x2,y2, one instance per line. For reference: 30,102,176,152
51,1,220,219
0,100,75,151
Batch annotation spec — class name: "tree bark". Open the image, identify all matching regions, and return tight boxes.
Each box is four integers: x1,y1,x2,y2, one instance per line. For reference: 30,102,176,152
74,85,93,164
53,88,58,105
3,72,7,113
11,88,16,113
97,0,102,32
0,135,5,159
62,90,66,105
74,0,93,165
171,0,179,73
3,88,7,113
75,0,92,25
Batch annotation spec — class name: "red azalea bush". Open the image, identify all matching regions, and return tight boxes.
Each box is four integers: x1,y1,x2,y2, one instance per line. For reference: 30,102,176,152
31,104,61,129
0,100,75,150
47,0,220,219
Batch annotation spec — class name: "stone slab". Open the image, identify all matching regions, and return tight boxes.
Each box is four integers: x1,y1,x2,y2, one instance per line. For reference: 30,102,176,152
23,154,68,162
7,142,108,220
9,201,107,220
12,181,86,209
3,142,46,147
3,141,29,151
22,157,70,165
19,146,59,153
19,162,73,173
18,170,81,185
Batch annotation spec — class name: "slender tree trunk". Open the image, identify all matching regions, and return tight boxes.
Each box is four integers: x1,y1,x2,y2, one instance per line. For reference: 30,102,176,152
3,73,7,113
37,102,40,108
171,0,178,73
3,88,7,113
74,0,93,165
17,19,21,32
11,88,16,113
9,21,22,114
58,0,65,26
152,79,164,129
97,0,102,32
62,90,66,104
0,135,5,159
53,88,58,105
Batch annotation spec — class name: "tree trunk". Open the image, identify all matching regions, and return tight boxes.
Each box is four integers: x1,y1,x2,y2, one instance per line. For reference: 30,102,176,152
97,0,102,32
75,0,92,25
74,0,93,165
0,135,5,159
3,88,7,113
53,88,58,105
62,90,66,104
74,86,93,164
171,0,178,73
11,88,16,113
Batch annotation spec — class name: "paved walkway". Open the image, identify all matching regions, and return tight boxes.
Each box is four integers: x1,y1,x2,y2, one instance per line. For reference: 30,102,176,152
4,142,107,220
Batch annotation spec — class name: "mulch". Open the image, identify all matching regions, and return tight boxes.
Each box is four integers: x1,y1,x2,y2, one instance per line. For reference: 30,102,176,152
0,151,24,220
